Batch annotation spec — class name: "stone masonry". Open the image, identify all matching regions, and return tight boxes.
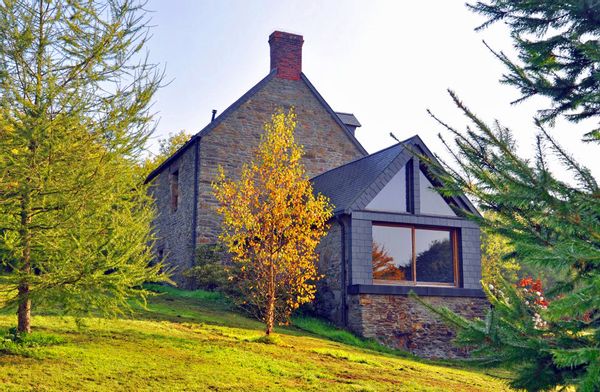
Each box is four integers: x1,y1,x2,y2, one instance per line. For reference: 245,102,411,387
348,294,488,358
149,31,364,285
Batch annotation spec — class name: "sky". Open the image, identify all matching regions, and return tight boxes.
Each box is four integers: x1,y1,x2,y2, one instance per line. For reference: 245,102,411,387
144,0,598,179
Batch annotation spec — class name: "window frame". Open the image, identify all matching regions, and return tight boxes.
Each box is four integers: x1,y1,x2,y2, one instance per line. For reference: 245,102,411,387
372,222,460,288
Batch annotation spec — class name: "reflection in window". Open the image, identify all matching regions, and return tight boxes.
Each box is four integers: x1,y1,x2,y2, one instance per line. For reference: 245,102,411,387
415,229,453,284
372,224,456,285
372,225,412,281
366,167,407,213
419,170,455,216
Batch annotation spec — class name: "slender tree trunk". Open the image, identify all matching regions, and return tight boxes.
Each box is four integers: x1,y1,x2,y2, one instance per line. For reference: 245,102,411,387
265,258,275,336
17,193,32,334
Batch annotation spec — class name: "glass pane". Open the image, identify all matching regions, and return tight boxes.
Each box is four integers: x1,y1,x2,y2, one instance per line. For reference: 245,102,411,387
415,229,454,284
419,170,456,216
366,167,407,213
372,225,412,281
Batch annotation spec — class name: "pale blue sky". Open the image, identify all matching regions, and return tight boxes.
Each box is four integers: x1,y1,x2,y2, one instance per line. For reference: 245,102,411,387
144,0,597,178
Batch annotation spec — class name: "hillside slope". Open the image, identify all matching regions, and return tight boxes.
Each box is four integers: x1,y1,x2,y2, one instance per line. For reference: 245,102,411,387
0,286,511,391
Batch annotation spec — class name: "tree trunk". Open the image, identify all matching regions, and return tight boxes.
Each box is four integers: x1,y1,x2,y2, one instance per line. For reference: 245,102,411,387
265,258,275,336
17,192,32,334
265,292,275,335
17,285,31,334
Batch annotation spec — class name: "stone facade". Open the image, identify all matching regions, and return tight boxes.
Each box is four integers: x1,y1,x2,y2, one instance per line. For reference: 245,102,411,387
149,31,365,286
348,294,488,358
196,76,365,247
149,142,199,282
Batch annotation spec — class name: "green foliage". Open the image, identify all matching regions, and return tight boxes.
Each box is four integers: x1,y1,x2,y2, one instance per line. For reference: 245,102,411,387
480,220,520,287
0,327,64,357
469,0,600,141
426,93,600,390
142,130,192,174
183,243,229,291
0,0,170,332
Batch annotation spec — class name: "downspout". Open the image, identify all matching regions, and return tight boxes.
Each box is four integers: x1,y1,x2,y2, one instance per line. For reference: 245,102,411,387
190,137,201,266
336,215,348,327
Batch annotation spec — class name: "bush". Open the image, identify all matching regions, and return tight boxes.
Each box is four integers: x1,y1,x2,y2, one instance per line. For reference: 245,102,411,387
0,327,65,357
184,243,229,291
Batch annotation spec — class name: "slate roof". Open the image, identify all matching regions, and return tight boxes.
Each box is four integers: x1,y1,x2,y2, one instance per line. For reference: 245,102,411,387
311,135,479,216
311,141,406,213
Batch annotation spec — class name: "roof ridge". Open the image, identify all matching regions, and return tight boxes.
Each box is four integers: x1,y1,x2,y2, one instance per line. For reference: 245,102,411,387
310,138,415,181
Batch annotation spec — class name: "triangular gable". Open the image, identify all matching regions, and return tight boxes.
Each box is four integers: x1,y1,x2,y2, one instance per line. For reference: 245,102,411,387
347,135,479,216
147,70,368,183
366,167,408,213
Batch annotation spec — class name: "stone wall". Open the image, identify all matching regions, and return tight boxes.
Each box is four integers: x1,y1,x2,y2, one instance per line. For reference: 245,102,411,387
314,220,343,324
151,75,364,285
196,76,365,245
348,294,488,358
149,141,198,287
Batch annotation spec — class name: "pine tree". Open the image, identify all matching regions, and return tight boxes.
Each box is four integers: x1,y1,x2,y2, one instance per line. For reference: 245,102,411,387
0,0,169,334
469,0,600,141
212,109,333,336
424,91,600,391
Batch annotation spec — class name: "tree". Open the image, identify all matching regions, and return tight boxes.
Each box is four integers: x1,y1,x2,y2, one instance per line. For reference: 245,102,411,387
424,92,600,390
372,243,404,280
480,216,520,287
469,0,600,141
143,130,191,174
413,2,600,389
212,109,333,336
0,0,169,334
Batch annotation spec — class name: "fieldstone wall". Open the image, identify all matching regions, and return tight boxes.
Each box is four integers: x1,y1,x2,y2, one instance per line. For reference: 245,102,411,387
150,75,364,285
196,76,365,245
314,221,343,324
348,294,488,358
149,142,198,287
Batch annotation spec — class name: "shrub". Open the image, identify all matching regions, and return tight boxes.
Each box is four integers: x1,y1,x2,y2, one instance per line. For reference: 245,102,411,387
184,243,229,291
0,327,65,357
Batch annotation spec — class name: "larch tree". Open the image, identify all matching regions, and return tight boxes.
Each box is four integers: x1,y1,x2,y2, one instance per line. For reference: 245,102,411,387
212,109,333,336
468,0,600,141
0,0,169,334
416,1,600,387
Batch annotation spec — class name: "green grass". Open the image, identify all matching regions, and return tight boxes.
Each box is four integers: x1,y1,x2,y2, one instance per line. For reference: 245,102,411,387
0,285,513,391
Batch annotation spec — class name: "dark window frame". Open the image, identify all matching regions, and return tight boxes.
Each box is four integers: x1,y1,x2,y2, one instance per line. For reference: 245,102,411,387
372,222,460,287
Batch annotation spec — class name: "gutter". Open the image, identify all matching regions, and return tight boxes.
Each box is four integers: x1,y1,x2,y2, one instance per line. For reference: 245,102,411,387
336,215,348,327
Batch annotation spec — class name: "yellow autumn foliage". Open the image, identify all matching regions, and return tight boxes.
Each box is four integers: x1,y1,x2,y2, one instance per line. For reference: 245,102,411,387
212,109,333,335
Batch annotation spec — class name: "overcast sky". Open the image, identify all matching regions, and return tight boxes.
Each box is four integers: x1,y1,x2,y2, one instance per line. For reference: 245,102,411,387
144,0,598,179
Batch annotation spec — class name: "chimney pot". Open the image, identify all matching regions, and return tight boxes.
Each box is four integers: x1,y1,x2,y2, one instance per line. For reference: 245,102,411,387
269,31,303,80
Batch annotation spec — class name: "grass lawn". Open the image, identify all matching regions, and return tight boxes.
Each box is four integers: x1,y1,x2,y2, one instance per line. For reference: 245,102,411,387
0,285,512,391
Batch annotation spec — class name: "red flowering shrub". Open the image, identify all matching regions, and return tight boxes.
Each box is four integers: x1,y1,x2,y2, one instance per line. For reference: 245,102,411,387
517,277,549,329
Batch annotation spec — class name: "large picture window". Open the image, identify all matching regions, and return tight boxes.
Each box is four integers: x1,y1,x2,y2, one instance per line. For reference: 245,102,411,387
372,223,458,286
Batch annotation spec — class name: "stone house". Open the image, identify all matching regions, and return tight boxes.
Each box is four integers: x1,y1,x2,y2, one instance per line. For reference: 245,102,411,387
147,31,486,358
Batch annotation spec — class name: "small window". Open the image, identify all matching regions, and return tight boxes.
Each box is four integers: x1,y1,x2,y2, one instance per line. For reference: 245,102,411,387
170,170,179,212
419,169,456,216
366,166,408,213
372,223,458,286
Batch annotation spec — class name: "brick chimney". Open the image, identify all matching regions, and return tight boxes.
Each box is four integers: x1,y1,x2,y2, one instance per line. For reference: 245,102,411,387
269,31,304,80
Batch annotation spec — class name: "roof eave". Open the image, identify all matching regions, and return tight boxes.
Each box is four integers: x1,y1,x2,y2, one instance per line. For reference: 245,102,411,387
145,70,277,183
